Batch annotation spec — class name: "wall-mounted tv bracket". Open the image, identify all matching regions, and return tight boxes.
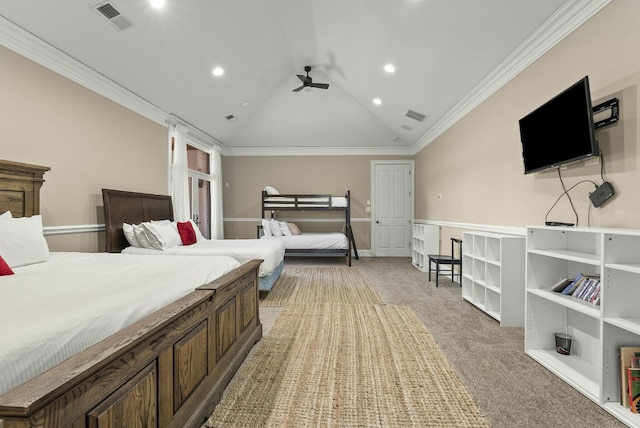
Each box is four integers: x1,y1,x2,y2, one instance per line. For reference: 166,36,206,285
592,97,619,129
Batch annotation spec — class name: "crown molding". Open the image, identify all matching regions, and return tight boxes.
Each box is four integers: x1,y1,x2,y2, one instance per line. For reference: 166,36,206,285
412,0,612,155
221,145,415,157
0,15,168,127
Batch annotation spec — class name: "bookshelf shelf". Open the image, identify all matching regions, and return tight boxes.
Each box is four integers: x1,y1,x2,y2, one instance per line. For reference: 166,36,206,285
412,223,439,272
461,231,525,327
527,288,600,319
604,318,640,336
526,226,640,427
527,349,600,400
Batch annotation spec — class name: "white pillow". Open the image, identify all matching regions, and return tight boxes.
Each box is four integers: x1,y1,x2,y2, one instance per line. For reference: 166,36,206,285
0,211,12,220
188,220,205,241
261,218,272,237
133,224,154,249
264,186,280,195
122,223,140,247
0,215,49,268
142,222,182,250
270,218,283,237
280,221,292,236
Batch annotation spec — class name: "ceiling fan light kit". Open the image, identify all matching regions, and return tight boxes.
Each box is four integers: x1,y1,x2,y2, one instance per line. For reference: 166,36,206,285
292,65,330,92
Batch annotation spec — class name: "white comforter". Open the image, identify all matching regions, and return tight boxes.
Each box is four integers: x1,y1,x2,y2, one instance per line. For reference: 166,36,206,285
122,238,285,277
262,233,348,250
0,252,240,395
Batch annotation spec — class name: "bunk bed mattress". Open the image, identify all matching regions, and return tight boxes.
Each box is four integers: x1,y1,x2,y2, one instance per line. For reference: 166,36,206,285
263,196,347,208
0,252,241,394
262,233,348,250
121,238,285,277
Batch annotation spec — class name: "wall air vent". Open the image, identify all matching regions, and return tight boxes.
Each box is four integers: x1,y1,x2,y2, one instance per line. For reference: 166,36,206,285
93,2,133,31
405,109,427,122
225,114,238,123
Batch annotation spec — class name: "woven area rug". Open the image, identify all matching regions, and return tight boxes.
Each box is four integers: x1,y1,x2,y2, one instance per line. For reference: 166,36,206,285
206,303,491,427
261,266,384,306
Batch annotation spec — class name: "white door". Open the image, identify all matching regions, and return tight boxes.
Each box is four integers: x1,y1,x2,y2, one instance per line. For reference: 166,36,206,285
188,174,211,239
372,161,413,257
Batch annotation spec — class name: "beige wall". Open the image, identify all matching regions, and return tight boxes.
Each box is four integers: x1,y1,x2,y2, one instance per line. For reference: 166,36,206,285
415,0,640,249
221,155,412,250
0,46,168,252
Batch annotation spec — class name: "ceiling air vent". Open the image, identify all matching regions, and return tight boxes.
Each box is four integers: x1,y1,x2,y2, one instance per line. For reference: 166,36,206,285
225,114,238,123
405,109,427,122
93,2,133,31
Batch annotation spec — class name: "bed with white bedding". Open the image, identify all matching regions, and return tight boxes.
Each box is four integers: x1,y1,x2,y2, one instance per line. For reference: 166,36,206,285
261,232,348,250
0,251,241,395
102,188,285,290
122,238,285,290
0,159,263,428
260,188,358,266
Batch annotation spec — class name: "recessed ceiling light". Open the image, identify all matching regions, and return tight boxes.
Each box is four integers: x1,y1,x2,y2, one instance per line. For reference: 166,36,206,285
373,98,382,105
212,67,224,77
241,101,251,107
150,0,165,8
384,64,396,73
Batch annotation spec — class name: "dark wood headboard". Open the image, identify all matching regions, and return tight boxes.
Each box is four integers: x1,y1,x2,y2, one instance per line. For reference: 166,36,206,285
102,188,174,253
0,159,50,217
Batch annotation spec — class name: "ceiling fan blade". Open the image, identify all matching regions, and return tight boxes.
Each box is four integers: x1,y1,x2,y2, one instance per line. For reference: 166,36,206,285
292,85,305,92
310,83,329,89
297,75,309,84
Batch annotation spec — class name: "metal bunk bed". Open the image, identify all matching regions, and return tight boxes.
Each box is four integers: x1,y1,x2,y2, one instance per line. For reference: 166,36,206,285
259,190,359,266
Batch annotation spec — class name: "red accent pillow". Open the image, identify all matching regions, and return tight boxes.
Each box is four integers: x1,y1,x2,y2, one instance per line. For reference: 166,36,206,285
177,221,197,246
0,256,14,276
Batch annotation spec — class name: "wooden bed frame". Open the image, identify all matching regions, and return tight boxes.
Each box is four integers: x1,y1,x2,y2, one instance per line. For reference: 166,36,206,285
102,188,175,253
0,160,262,428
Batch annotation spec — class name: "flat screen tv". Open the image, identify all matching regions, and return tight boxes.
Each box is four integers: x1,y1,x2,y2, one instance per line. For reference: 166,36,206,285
519,76,599,174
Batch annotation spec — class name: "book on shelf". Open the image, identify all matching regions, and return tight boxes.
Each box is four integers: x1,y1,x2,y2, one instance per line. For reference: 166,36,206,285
550,277,572,292
629,367,640,413
577,278,600,302
620,347,640,408
561,274,584,295
572,277,593,298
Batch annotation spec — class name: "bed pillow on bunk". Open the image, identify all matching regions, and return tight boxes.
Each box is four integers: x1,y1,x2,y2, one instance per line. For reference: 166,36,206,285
261,218,272,236
122,223,140,247
142,222,182,250
0,215,49,268
0,256,14,275
279,221,292,236
0,211,11,220
264,186,280,195
177,221,197,245
288,222,301,235
270,218,283,237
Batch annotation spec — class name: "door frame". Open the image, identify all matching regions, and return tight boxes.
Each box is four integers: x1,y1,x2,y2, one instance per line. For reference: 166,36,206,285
370,160,415,257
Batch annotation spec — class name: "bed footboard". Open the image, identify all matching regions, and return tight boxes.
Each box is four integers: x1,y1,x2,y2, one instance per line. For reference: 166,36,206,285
0,260,262,428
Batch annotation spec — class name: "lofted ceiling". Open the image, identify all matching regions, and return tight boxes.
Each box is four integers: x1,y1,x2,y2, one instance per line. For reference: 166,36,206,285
0,0,608,155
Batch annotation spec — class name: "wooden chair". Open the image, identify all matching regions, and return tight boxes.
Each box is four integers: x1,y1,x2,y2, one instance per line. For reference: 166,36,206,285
428,238,462,287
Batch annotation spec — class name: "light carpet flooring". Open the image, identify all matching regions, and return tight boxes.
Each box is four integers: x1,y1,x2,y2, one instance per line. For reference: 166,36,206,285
209,256,625,428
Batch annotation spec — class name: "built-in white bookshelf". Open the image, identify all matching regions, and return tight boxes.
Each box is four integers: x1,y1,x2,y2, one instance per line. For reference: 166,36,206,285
412,223,439,272
525,225,640,427
461,231,525,327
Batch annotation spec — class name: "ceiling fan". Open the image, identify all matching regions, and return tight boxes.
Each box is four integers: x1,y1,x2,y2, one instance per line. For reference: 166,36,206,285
292,66,329,92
